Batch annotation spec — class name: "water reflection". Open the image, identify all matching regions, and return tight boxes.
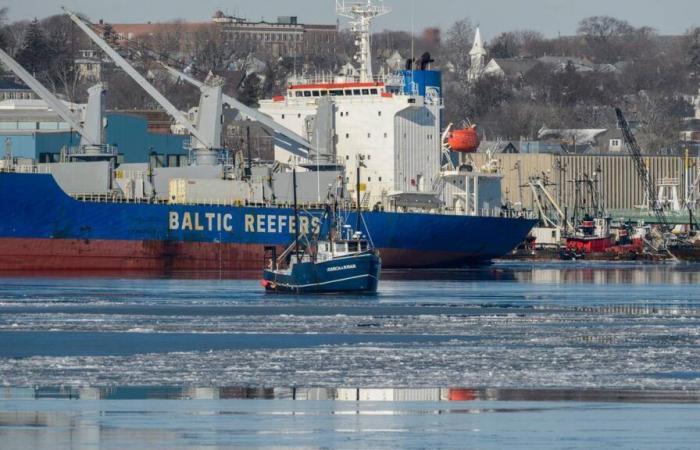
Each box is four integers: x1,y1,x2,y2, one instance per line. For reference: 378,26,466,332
3,386,699,403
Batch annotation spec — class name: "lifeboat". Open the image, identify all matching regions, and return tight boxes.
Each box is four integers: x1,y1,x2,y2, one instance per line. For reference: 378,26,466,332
447,125,480,153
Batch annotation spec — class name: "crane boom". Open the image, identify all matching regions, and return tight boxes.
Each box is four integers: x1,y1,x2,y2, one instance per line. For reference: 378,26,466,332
0,47,92,145
159,63,312,153
63,8,211,148
615,107,670,231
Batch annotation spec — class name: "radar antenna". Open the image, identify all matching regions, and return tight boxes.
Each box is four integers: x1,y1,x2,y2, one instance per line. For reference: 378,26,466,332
336,1,390,82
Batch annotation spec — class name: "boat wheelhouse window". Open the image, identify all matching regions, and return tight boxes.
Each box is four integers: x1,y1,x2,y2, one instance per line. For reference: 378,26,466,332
347,241,359,252
361,89,370,95
320,90,328,96
353,89,361,95
304,91,312,97
330,90,343,96
295,91,303,97
370,88,378,94
312,91,320,97
344,89,352,95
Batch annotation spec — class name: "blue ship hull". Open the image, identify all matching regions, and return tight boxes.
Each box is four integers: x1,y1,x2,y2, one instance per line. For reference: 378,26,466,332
262,251,381,294
0,173,536,271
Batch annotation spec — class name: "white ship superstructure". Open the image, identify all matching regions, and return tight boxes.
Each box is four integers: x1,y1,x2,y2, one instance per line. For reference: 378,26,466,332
259,0,443,208
259,75,442,207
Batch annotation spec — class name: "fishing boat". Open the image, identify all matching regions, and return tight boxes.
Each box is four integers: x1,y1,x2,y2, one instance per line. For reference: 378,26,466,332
261,169,381,294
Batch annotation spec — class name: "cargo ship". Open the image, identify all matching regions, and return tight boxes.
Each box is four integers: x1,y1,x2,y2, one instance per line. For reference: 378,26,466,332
0,172,533,271
0,4,536,273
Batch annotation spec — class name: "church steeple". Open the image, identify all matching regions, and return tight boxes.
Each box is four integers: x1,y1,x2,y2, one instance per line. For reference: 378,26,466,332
468,27,487,81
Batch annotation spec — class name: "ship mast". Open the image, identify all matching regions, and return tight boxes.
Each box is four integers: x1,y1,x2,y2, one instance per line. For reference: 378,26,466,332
336,1,390,82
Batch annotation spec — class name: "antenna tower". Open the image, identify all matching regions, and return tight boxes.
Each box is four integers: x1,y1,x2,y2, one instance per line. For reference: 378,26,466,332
336,1,390,82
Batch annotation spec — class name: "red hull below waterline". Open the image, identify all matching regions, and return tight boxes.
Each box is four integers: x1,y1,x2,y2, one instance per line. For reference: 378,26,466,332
0,238,492,273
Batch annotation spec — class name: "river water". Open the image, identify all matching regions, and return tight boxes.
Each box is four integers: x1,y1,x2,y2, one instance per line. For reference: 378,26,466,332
1,262,699,448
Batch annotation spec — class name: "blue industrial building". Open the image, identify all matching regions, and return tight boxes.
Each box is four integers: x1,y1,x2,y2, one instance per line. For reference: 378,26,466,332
0,112,188,164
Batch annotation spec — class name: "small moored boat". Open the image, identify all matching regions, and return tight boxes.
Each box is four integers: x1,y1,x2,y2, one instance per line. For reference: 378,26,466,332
261,169,381,294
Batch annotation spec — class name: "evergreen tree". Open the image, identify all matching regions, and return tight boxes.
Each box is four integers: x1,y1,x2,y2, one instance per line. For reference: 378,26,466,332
102,23,118,48
238,74,262,107
16,19,50,74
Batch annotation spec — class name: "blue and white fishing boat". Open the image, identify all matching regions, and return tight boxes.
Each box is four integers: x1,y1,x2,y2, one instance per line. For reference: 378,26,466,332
261,169,381,294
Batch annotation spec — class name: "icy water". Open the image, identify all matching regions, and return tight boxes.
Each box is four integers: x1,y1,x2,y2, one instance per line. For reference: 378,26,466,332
1,262,700,448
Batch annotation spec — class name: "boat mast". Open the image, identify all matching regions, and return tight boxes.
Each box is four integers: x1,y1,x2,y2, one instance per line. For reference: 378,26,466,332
356,164,361,233
293,168,300,260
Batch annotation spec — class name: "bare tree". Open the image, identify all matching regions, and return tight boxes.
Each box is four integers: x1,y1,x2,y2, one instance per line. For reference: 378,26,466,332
577,16,655,63
443,18,475,76
685,27,700,77
635,92,694,153
490,32,520,59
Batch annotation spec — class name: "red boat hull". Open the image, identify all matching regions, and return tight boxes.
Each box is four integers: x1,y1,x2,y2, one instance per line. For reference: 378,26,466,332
0,238,491,273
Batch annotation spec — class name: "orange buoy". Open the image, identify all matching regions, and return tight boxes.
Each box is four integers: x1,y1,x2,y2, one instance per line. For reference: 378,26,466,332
447,125,480,153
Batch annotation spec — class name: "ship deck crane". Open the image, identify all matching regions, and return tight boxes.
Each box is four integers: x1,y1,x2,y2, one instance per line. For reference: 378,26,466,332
159,63,312,156
0,47,103,150
64,8,224,165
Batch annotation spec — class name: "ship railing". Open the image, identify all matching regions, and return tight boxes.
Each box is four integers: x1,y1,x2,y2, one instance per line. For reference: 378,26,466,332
0,164,50,174
67,144,118,156
287,74,388,86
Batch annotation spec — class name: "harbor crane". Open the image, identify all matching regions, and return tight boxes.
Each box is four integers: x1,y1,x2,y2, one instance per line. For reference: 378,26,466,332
615,108,671,233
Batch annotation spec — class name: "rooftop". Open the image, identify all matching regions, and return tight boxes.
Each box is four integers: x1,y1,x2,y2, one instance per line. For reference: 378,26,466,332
0,77,31,91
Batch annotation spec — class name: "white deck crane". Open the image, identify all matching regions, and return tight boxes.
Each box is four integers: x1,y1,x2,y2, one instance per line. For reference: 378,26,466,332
0,47,106,156
64,8,224,165
159,63,312,156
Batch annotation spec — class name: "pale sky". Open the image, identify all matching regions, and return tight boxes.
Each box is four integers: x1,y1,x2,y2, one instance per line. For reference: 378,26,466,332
3,0,700,38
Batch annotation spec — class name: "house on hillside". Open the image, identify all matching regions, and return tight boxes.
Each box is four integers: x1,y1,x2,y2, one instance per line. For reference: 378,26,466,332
536,127,626,154
537,56,594,73
0,77,36,101
483,58,541,81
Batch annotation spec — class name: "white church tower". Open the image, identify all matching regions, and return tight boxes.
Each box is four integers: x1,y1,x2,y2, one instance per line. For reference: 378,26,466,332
468,27,487,82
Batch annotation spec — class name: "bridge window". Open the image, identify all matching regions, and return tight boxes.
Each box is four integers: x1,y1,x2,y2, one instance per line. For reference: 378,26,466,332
295,91,303,97
362,89,370,95
303,91,311,97
345,89,352,95
312,91,320,97
370,89,378,94
353,89,361,95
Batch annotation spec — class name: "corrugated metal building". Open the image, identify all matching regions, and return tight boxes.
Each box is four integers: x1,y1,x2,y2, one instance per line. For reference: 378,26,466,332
0,112,188,164
470,153,700,212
